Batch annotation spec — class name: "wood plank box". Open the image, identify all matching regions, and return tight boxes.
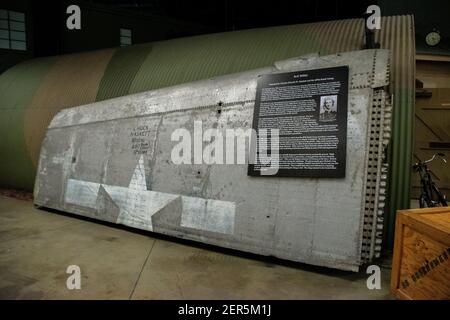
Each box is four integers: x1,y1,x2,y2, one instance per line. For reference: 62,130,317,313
391,207,450,300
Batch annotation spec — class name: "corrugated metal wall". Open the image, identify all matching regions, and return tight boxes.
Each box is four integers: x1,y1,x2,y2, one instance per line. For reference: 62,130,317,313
377,16,416,247
0,57,56,189
0,15,415,248
24,49,115,166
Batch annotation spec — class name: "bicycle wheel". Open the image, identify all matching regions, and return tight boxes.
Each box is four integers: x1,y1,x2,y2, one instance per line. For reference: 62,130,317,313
432,184,448,207
419,194,428,208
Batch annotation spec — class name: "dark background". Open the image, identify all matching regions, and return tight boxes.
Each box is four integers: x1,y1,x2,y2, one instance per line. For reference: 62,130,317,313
1,0,450,73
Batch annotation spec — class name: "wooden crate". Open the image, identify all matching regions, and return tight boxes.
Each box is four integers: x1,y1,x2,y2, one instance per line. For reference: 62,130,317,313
391,207,450,300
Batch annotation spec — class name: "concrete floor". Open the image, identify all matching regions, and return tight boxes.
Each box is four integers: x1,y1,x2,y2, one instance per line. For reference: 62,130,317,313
0,195,394,299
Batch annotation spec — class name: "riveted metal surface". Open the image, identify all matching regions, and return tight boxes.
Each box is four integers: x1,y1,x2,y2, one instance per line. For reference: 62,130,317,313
0,16,414,248
35,50,390,271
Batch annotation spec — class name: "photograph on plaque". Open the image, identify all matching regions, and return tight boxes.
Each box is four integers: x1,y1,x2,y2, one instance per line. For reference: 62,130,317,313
319,95,338,122
248,66,349,178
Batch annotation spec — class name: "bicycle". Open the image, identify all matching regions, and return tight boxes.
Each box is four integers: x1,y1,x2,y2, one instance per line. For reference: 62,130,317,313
413,152,448,208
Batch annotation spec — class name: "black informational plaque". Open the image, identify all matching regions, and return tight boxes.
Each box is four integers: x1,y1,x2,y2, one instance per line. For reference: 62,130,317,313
248,66,349,178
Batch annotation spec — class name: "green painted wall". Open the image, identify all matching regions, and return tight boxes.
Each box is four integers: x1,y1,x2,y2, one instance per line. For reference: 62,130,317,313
0,57,56,189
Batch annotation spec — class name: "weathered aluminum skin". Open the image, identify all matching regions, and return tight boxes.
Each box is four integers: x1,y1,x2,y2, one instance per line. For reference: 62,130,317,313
34,49,390,271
